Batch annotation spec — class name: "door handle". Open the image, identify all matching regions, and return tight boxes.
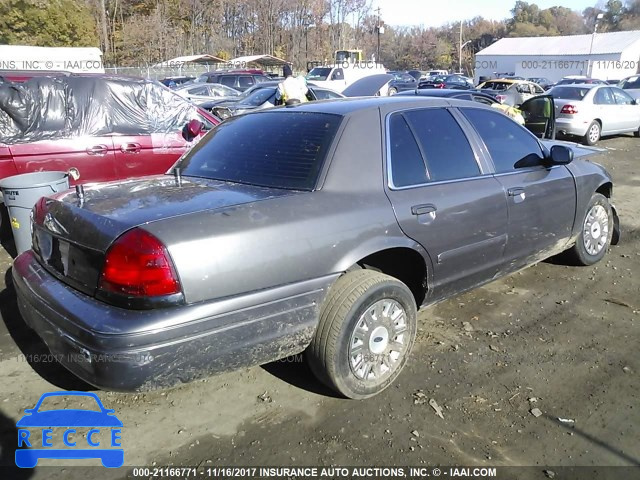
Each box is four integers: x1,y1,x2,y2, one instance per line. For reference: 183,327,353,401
507,187,525,197
86,145,108,155
121,143,141,153
411,204,437,215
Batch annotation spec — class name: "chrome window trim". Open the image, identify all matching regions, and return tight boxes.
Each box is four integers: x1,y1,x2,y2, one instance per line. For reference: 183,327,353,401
385,107,486,191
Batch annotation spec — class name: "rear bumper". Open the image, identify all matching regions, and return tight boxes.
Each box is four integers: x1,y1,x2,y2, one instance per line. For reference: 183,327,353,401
13,250,335,391
555,117,590,137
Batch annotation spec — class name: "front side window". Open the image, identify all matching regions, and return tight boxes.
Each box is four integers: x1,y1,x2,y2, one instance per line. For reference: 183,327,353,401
461,108,543,173
611,87,634,105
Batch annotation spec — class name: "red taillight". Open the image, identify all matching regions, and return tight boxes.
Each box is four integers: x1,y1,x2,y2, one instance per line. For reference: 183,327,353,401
436,83,445,88
561,104,578,114
99,228,180,297
496,94,507,103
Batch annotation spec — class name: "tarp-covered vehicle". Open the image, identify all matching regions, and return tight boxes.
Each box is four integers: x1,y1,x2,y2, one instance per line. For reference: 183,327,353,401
0,75,219,234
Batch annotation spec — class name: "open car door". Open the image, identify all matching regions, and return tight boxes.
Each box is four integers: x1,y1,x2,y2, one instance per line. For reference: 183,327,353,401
520,95,555,139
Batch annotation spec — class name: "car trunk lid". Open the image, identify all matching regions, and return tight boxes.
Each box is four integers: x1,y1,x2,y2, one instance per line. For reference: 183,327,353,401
31,175,294,297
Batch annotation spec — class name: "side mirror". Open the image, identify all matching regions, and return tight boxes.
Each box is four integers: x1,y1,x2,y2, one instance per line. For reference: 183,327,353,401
186,119,204,137
549,145,573,165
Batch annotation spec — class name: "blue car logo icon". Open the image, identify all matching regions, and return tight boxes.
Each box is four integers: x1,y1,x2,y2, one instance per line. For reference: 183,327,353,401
15,391,123,468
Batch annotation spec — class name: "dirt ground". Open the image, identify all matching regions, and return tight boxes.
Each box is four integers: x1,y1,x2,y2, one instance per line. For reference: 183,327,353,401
0,135,638,480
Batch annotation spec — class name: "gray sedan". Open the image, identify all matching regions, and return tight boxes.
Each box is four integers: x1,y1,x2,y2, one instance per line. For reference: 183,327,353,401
550,84,640,145
14,97,619,399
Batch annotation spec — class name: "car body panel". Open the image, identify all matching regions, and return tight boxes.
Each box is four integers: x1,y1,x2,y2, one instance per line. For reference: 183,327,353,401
477,79,545,107
12,97,616,391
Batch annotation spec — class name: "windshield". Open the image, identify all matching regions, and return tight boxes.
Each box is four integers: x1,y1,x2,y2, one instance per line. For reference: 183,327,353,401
307,67,333,81
180,111,342,190
548,86,591,100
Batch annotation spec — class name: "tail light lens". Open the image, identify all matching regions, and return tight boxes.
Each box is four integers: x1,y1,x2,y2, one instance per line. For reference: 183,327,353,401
436,83,445,88
496,94,507,103
99,228,181,297
561,104,578,114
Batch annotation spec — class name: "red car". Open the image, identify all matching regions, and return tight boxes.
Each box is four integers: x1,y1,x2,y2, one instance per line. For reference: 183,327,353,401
1,75,219,233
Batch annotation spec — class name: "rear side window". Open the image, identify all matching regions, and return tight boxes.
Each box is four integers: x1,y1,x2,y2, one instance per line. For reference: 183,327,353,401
462,108,543,173
180,112,341,190
594,88,615,105
388,114,428,187
621,76,640,89
403,109,480,182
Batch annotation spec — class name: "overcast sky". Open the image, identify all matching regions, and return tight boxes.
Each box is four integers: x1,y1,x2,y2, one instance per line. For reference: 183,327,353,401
370,0,599,28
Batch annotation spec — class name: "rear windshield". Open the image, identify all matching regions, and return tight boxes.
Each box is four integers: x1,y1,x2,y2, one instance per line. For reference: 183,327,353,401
480,81,510,90
548,86,590,100
180,111,342,190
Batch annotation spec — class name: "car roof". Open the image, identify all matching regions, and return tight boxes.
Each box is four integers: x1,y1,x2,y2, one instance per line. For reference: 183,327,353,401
256,96,481,117
398,88,492,98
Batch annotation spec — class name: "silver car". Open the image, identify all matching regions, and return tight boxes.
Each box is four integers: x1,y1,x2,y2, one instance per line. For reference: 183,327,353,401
175,83,241,103
13,97,619,399
549,84,640,145
477,79,545,107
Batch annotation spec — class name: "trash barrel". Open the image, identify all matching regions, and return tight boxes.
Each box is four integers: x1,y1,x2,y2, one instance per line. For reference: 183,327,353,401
0,171,69,255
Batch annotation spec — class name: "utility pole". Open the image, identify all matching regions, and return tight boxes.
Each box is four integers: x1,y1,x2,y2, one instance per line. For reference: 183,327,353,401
376,7,382,64
587,13,604,77
459,21,462,73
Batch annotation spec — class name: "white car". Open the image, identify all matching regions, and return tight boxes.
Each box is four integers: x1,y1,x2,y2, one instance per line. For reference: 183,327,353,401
549,84,640,145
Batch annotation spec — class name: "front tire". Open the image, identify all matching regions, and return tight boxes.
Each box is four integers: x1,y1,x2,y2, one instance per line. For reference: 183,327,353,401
388,87,398,96
583,120,601,145
634,123,640,138
306,270,417,399
567,193,612,266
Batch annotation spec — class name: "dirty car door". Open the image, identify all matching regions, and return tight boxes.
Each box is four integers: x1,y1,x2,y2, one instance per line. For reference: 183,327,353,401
461,107,576,268
384,107,508,299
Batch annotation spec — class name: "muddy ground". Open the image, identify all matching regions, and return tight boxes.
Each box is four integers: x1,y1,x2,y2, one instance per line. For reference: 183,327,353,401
0,136,638,480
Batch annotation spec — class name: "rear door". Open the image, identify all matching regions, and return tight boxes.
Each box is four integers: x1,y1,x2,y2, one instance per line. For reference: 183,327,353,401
610,87,640,131
384,107,508,299
593,87,620,133
8,136,117,184
460,107,576,267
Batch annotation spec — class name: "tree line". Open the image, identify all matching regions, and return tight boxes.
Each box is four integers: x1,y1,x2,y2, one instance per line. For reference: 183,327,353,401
1,0,639,72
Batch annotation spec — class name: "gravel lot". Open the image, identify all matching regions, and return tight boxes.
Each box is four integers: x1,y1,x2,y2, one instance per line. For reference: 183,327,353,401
0,135,638,479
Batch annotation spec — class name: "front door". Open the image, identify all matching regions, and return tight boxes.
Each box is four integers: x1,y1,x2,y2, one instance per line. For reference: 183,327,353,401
384,107,508,300
520,95,555,139
460,107,576,268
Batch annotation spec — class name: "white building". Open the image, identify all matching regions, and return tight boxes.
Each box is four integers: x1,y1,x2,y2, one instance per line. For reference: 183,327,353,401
474,30,640,83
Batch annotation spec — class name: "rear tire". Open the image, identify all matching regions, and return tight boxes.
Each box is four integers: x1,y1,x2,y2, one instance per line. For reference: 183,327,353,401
388,87,398,96
306,270,417,399
566,193,612,266
583,120,601,145
634,124,640,137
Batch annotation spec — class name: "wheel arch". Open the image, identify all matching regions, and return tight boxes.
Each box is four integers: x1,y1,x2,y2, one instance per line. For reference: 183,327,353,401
332,237,433,306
